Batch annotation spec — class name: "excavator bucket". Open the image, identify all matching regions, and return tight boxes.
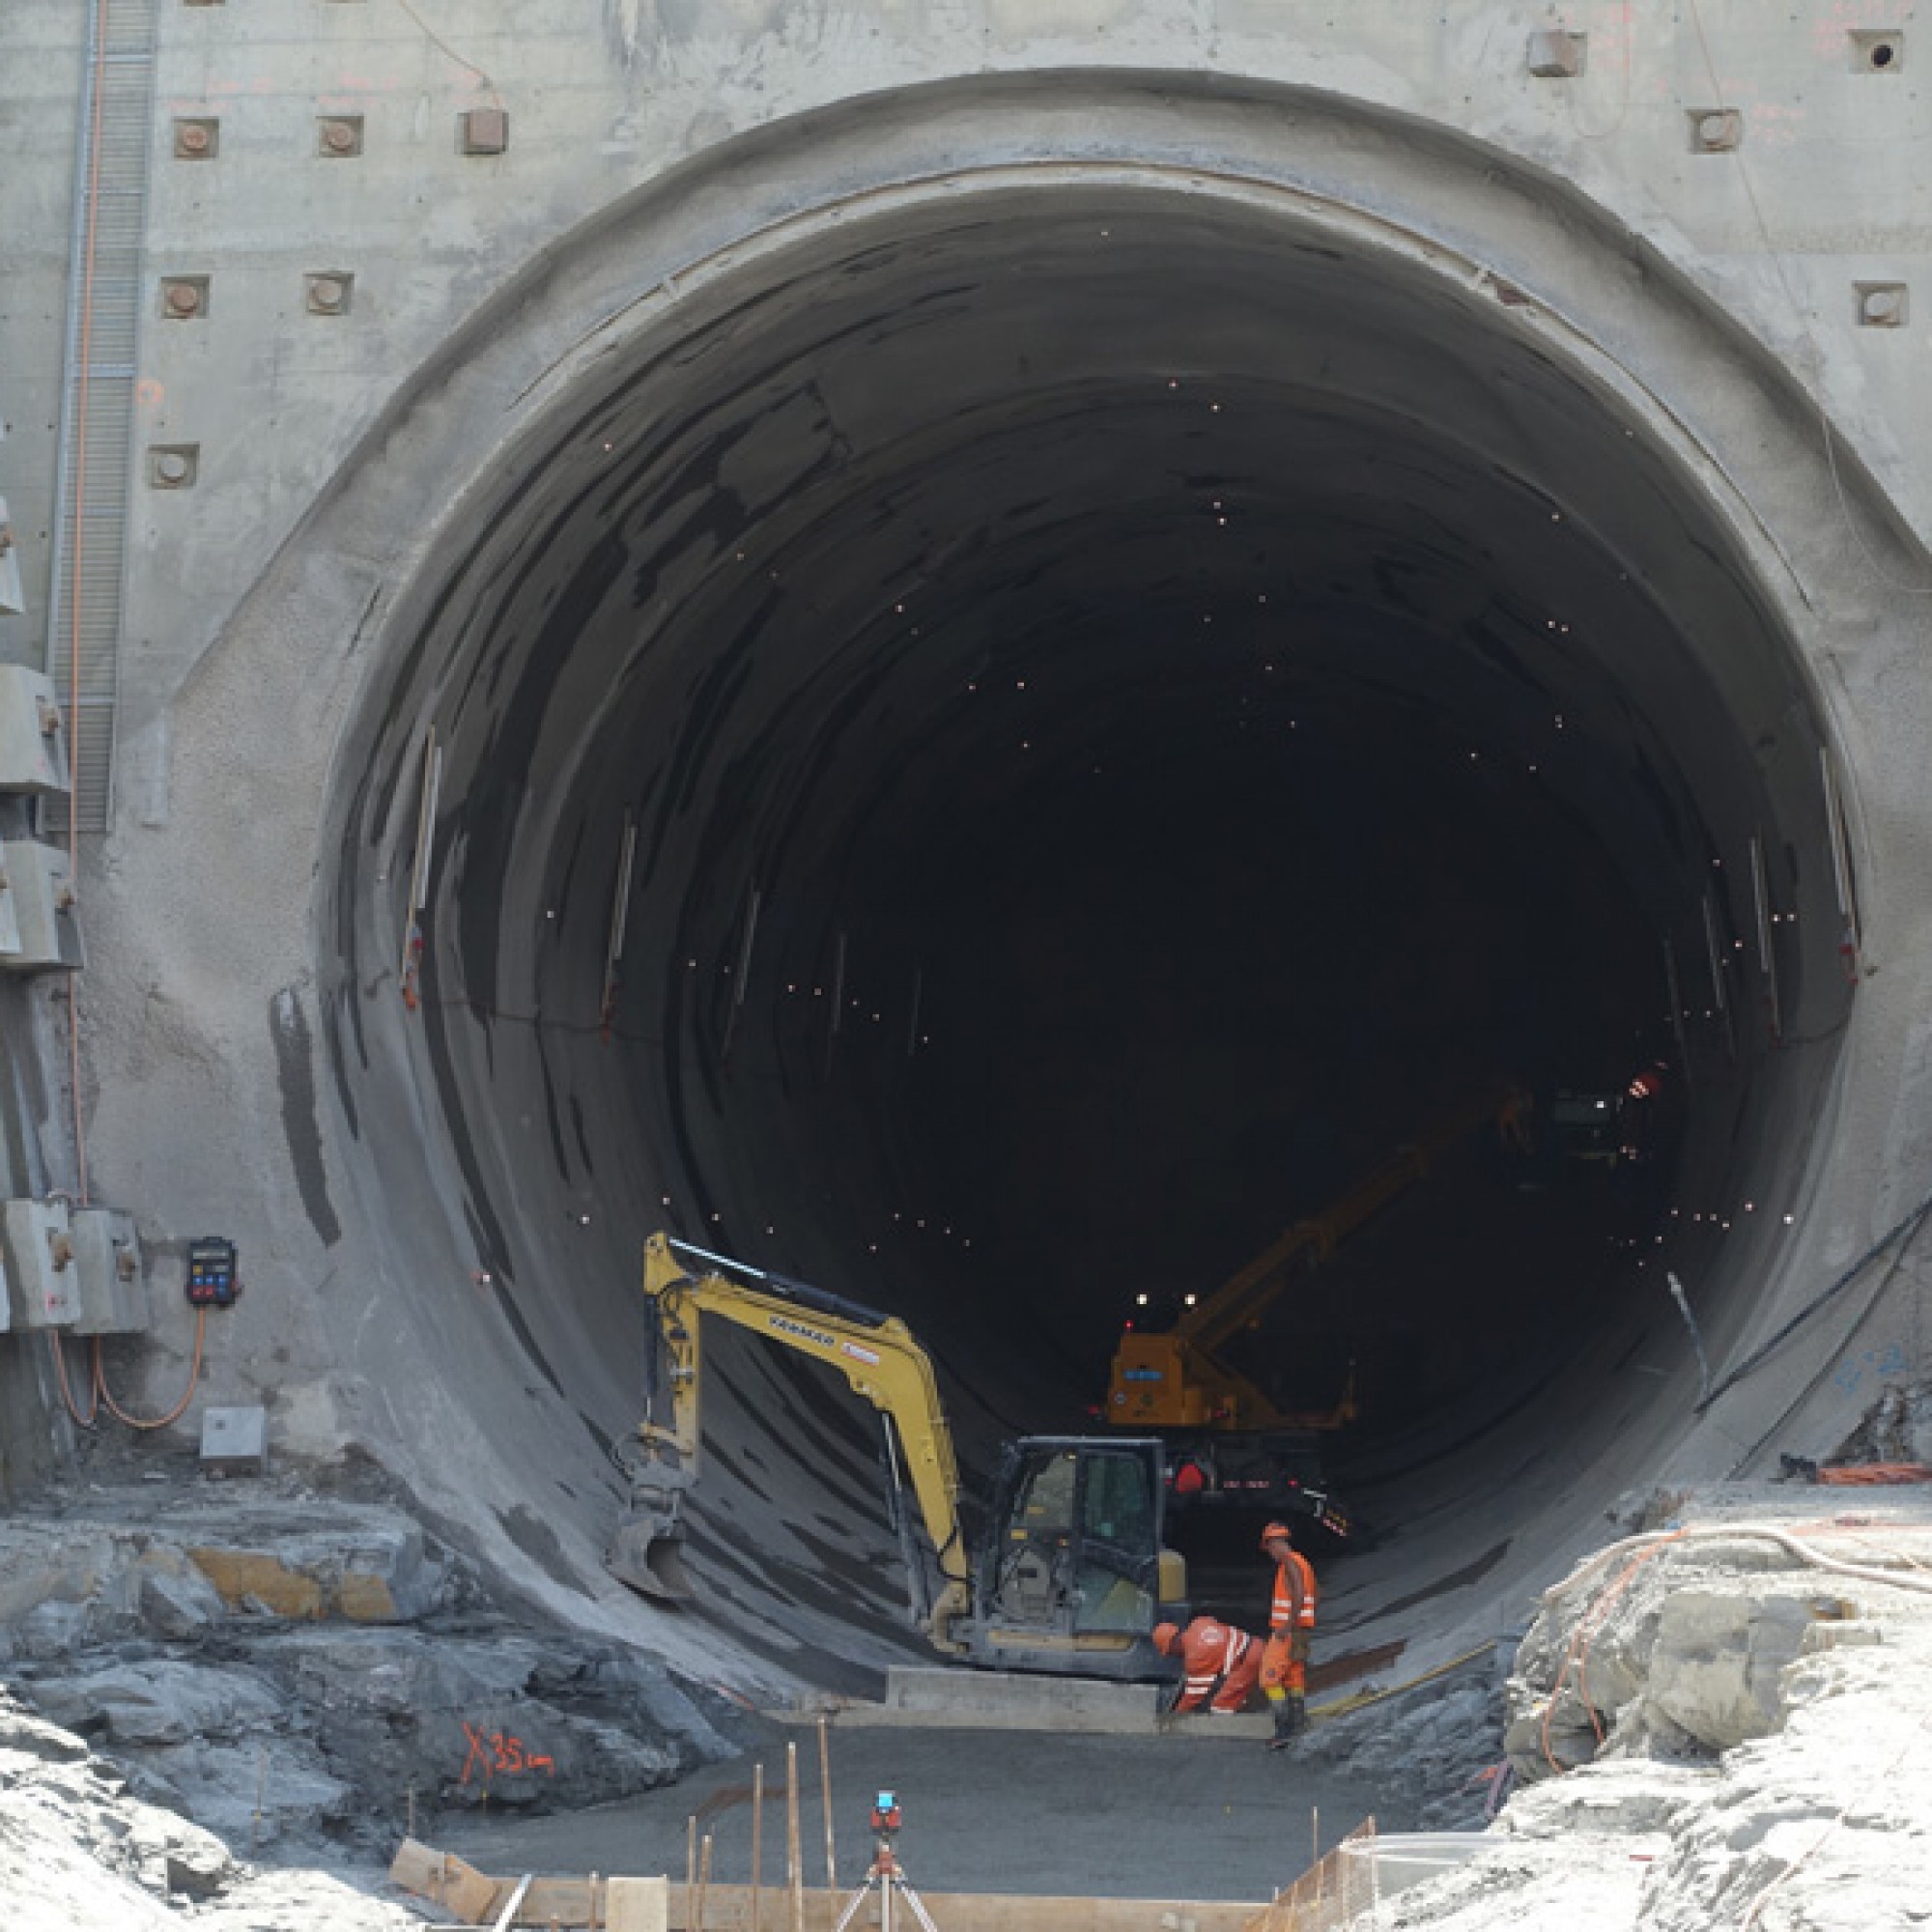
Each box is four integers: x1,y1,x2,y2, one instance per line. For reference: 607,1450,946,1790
606,1510,696,1604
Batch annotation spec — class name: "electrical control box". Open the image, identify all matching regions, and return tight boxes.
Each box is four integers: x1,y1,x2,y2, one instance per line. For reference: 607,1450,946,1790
0,1198,80,1327
0,863,21,959
71,1208,148,1336
185,1236,240,1308
0,495,24,619
0,841,83,973
0,667,70,795
200,1405,268,1477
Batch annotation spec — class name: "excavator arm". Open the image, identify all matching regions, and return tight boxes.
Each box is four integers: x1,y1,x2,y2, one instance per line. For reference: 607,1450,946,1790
608,1233,972,1652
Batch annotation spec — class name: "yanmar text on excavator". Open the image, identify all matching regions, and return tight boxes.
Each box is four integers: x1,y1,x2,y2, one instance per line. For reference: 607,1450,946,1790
607,1233,1189,1680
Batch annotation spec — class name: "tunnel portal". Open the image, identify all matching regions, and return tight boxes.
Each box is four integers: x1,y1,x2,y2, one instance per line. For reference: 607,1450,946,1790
323,160,1850,1663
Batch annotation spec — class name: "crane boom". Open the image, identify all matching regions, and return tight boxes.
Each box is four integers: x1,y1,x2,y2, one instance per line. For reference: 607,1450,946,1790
1108,1082,1530,1435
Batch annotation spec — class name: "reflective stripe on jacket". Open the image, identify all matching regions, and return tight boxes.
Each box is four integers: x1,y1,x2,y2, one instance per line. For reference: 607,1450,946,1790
1175,1617,1259,1713
1270,1550,1319,1631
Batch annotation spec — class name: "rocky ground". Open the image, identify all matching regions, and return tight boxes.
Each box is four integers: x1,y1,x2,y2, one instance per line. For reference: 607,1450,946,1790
0,1441,747,1926
9,1396,1932,1928
1359,1471,1932,1929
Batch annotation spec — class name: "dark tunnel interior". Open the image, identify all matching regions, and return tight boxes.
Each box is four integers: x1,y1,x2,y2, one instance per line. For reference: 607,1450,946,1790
337,181,1851,1649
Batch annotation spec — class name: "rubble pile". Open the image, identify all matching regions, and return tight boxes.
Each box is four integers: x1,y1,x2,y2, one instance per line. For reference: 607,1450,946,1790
1305,1667,1508,1832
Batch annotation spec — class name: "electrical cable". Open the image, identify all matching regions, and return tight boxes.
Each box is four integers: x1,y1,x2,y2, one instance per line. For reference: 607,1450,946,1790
1696,1184,1932,1413
391,0,503,107
93,1306,207,1431
1310,1639,1497,1721
49,1330,99,1428
1540,1533,1686,1772
61,0,110,1211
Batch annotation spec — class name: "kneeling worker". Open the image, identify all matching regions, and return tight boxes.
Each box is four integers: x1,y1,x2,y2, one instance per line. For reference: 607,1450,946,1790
1260,1519,1319,1748
1151,1615,1263,1715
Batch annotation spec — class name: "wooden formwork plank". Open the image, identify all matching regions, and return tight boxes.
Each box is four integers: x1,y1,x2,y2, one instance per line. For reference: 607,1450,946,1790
390,1840,1265,1932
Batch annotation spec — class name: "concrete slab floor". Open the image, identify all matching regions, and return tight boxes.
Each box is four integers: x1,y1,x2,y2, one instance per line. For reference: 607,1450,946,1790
434,1720,1409,1904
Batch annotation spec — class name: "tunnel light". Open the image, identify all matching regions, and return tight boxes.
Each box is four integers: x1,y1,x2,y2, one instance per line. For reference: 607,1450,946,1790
580,1213,591,1225
1136,1293,1149,1306
1784,1214,1795,1224
1184,1293,1198,1306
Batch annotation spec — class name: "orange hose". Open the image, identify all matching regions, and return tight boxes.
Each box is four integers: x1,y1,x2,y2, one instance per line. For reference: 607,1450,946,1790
1817,1463,1932,1485
1540,1531,1687,1774
50,1330,99,1428
93,1306,205,1431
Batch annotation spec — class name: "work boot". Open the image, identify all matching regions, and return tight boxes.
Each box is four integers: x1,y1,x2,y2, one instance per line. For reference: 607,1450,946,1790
1266,1698,1298,1751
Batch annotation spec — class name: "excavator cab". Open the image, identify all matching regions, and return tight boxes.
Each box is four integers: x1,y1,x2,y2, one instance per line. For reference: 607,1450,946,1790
973,1436,1185,1680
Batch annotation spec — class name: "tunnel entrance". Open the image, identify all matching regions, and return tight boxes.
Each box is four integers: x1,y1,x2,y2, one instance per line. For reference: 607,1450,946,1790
331,151,1851,1661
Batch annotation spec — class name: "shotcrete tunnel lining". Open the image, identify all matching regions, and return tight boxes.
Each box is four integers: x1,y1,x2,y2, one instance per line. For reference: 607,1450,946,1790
310,102,1859,1672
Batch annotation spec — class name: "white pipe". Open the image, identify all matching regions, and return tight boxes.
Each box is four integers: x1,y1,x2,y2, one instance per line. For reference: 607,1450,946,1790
1544,1520,1932,1605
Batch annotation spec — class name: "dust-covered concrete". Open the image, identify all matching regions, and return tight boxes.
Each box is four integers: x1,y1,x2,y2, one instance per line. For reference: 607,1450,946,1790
437,1719,1405,1906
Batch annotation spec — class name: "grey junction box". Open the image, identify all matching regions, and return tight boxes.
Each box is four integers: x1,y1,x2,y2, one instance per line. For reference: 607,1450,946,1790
1,1198,81,1327
0,667,70,795
0,842,83,972
200,1406,268,1476
70,1208,148,1335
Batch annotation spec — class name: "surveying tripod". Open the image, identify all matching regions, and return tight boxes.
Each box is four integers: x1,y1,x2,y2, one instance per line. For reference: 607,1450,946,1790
830,1793,941,1932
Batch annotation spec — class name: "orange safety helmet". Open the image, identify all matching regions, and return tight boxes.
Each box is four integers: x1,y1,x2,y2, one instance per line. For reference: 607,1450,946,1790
1151,1622,1181,1656
1260,1520,1294,1548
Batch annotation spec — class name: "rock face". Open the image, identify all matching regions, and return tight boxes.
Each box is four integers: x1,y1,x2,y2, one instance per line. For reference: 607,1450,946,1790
1643,1590,1817,1750
0,1681,421,1931
1499,1520,1899,1783
0,1476,736,1861
1335,1492,1932,1932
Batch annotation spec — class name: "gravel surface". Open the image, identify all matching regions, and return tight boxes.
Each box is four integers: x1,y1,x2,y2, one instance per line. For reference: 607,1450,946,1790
438,1717,1410,1903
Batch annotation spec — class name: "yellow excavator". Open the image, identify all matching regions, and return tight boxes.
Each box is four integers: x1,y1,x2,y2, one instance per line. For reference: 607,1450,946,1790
1105,1082,1534,1528
608,1232,1188,1679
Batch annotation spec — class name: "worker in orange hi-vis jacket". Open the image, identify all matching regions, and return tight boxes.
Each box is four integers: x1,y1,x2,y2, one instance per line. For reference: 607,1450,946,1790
1259,1519,1319,1748
1151,1615,1263,1715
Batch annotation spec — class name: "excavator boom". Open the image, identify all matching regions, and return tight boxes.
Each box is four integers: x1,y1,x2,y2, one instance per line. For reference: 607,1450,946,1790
609,1233,972,1648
